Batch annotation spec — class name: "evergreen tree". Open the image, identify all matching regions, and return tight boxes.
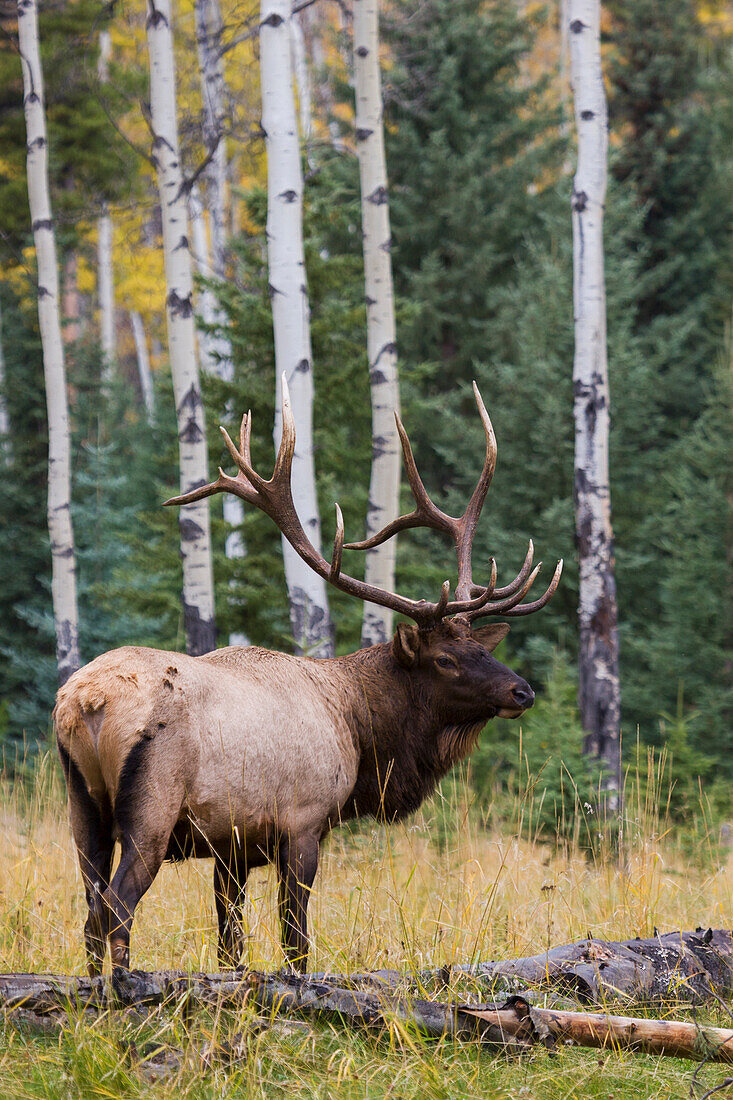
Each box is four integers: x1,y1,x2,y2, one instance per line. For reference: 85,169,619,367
0,286,54,746
606,0,733,428
383,0,563,391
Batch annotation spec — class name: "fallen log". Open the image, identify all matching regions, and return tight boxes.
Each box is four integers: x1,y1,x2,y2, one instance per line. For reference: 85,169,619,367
425,928,733,1004
0,969,531,1052
1,928,731,1016
2,969,732,1065
463,999,733,1063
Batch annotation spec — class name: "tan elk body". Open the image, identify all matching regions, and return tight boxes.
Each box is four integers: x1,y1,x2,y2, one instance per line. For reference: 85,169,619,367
54,382,561,974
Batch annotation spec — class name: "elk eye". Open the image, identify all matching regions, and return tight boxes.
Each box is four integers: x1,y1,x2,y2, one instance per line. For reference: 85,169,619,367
436,656,455,670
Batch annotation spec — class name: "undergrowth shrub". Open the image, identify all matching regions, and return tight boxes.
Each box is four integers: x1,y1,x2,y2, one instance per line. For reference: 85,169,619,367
467,650,729,862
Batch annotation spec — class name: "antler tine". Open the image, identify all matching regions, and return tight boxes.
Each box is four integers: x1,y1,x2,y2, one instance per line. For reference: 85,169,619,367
344,411,454,552
239,411,253,467
164,468,251,508
493,540,535,599
466,562,543,621
448,559,498,617
462,382,497,529
469,557,498,599
435,579,451,618
500,559,563,617
273,374,297,482
343,513,424,552
394,413,448,527
330,503,345,580
220,425,269,494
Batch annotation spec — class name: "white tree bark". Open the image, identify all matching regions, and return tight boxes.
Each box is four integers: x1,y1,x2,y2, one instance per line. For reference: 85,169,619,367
188,184,217,375
290,11,312,145
568,0,621,795
146,0,217,655
194,0,228,280
188,185,249,646
0,296,10,463
97,207,115,369
260,0,333,656
193,1,249,646
17,0,80,685
353,0,401,647
129,310,155,419
97,30,115,374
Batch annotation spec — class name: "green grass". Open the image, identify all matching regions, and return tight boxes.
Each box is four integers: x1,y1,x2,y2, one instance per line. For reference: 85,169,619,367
0,751,730,1098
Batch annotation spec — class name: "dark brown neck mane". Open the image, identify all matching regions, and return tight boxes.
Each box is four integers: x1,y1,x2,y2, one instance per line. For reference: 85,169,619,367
332,645,486,824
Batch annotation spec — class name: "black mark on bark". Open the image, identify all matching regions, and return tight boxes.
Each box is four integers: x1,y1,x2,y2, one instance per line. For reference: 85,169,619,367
572,189,588,213
167,290,193,318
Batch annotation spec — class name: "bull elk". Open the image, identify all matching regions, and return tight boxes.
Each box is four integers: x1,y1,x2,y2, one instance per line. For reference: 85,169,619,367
54,380,561,975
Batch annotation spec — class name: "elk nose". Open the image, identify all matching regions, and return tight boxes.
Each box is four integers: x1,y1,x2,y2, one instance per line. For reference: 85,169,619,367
511,684,535,709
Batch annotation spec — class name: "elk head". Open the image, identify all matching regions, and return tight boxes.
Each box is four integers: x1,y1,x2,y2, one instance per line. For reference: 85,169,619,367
166,377,562,696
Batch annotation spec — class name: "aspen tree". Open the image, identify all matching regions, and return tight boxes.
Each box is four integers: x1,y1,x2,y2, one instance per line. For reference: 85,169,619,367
290,11,311,144
353,0,401,647
193,0,248,645
97,29,115,372
194,0,227,280
17,0,80,684
146,0,217,655
568,0,621,795
129,310,155,419
260,0,333,655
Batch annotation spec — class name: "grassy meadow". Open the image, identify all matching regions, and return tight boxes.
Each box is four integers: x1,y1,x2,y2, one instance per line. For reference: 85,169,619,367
0,752,731,1098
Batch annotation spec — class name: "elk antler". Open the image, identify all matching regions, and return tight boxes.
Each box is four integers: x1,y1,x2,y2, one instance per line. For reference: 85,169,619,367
343,381,562,622
164,376,562,627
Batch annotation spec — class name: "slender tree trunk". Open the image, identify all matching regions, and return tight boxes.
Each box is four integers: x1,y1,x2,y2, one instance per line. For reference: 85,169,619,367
188,187,249,646
353,0,401,647
188,185,217,375
97,208,115,369
17,0,80,685
290,11,312,146
193,2,248,646
301,3,341,145
194,0,228,280
568,1,621,798
97,30,115,374
260,0,333,656
0,295,10,463
146,0,217,656
62,252,80,343
130,310,155,419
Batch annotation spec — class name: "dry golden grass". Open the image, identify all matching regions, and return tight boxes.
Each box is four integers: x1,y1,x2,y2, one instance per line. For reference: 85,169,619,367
0,752,730,1098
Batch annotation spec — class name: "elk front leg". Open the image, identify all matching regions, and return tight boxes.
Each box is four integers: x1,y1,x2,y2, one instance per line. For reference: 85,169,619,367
213,848,249,969
277,832,319,973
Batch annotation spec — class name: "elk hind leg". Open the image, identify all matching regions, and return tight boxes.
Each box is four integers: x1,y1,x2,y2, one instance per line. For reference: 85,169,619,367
105,828,173,970
58,741,113,976
277,832,319,973
106,739,182,969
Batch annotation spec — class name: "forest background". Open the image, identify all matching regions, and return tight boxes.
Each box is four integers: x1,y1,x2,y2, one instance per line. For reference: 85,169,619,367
0,0,731,837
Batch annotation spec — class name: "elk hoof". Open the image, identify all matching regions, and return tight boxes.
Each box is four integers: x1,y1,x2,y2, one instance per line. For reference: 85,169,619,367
110,937,130,970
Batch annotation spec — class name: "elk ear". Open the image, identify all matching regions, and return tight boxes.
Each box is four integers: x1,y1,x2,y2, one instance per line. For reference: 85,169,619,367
392,623,420,668
472,623,510,652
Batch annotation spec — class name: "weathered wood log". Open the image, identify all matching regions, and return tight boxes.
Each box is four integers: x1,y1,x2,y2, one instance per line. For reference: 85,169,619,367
0,969,531,1052
427,928,733,1004
463,998,733,1063
3,969,733,1065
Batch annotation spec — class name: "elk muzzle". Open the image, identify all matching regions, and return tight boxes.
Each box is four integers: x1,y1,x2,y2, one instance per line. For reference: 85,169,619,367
495,679,535,719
